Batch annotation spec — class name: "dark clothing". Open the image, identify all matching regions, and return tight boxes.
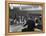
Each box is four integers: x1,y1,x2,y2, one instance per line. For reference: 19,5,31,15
22,20,35,32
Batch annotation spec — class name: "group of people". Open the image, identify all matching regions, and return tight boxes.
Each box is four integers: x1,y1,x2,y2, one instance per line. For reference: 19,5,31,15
13,15,42,32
